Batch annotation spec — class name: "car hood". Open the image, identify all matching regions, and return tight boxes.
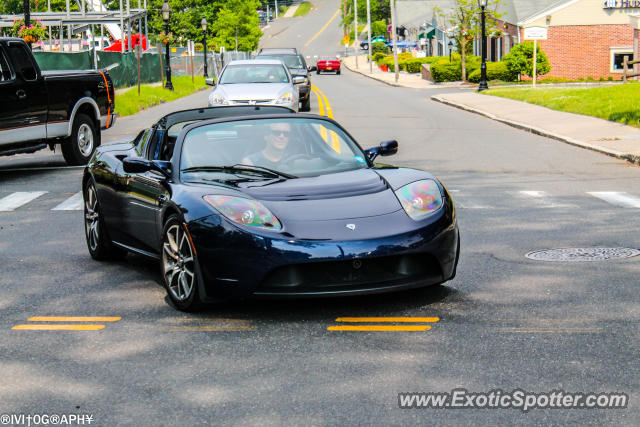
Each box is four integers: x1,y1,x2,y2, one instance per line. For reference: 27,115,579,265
216,83,291,100
238,169,402,220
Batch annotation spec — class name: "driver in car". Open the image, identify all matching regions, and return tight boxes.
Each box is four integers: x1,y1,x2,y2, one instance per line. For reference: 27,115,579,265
242,122,292,169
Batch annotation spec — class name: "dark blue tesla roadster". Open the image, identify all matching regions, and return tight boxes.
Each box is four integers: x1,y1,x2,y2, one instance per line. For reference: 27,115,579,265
83,106,459,311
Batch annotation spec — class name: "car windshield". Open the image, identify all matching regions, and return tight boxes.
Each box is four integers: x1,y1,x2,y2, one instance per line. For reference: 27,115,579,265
320,57,338,61
180,118,369,179
220,64,289,84
258,55,304,69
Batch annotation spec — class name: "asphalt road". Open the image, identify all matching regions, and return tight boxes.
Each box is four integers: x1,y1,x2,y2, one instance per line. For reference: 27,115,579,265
1,0,639,425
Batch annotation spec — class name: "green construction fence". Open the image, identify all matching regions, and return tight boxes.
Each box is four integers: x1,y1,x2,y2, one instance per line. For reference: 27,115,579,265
33,50,163,88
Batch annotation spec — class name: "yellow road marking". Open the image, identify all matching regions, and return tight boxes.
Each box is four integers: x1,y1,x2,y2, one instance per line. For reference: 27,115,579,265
328,325,431,332
310,84,340,152
13,324,105,331
169,325,256,332
336,317,440,323
28,316,121,322
305,9,341,47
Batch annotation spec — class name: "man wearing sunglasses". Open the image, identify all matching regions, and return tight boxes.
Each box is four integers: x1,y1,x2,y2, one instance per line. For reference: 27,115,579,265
242,122,292,169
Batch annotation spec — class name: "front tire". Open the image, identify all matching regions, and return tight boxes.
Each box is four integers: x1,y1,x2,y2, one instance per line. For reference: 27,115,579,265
84,179,127,261
161,215,202,311
62,114,99,165
300,94,311,112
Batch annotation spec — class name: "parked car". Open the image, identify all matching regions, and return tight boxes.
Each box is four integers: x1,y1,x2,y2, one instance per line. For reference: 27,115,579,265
361,35,388,50
0,38,116,165
82,107,459,311
255,49,316,111
316,56,341,74
206,59,303,111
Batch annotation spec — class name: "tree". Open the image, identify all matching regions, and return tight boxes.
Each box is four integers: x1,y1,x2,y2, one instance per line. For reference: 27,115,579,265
435,0,502,81
340,0,390,38
503,41,551,78
210,0,262,52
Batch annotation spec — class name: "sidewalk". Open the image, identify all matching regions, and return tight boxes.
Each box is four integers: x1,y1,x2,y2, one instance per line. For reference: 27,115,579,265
343,55,640,166
432,92,640,166
341,55,469,89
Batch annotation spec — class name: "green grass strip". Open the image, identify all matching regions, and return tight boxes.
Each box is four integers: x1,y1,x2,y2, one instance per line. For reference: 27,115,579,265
484,83,640,128
294,2,313,17
115,76,207,117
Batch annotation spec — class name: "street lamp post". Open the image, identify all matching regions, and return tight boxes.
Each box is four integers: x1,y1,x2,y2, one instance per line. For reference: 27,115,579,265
162,0,174,91
448,40,453,62
201,16,208,78
478,0,488,91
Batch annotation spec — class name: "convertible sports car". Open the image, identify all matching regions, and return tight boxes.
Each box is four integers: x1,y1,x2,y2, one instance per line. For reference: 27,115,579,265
83,106,459,311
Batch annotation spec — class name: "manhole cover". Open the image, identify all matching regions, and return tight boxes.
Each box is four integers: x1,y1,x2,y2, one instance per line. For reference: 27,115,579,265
525,247,640,262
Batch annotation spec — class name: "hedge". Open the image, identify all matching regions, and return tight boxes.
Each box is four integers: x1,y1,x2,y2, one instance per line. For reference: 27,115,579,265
431,64,462,82
467,62,518,83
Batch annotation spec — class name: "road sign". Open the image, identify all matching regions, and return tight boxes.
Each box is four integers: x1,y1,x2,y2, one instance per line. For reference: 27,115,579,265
524,26,548,40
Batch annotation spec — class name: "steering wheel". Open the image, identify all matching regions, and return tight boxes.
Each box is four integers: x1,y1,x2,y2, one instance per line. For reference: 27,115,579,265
282,153,312,167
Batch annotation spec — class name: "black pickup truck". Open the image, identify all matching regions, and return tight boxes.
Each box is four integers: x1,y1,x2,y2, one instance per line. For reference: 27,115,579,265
0,38,116,165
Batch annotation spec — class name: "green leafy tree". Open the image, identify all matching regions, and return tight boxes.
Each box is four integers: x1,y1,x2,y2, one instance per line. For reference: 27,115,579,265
210,0,262,52
503,41,551,78
435,0,502,81
340,0,390,38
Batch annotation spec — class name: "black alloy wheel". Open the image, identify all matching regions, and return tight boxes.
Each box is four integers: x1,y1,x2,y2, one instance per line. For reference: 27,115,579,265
161,215,202,311
83,179,127,260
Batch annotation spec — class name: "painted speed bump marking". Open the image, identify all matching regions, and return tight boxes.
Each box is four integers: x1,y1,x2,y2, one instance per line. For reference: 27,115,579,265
329,317,439,332
12,316,121,331
328,325,431,332
336,317,440,323
28,316,121,322
12,324,105,331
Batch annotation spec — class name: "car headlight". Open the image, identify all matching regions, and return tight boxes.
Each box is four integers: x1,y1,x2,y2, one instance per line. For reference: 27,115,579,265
395,179,443,221
209,93,228,105
204,195,282,231
276,92,294,104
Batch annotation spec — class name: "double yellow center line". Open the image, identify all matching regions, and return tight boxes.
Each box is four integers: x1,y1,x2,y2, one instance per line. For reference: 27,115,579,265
311,84,340,152
12,316,121,331
328,317,440,332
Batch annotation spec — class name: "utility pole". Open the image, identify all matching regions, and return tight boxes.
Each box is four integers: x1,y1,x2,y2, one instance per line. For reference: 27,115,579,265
354,0,358,68
23,0,30,27
390,0,399,83
366,0,372,73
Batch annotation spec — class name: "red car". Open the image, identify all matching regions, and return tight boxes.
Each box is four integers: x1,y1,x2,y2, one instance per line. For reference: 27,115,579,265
316,56,341,75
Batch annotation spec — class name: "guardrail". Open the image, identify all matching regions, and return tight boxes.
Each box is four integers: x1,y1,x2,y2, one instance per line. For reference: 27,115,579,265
622,56,640,82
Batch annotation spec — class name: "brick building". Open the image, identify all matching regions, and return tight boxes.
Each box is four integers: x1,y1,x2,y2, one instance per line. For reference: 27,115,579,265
397,0,640,79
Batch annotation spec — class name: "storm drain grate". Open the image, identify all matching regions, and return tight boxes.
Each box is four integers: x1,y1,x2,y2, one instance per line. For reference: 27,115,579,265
525,247,640,262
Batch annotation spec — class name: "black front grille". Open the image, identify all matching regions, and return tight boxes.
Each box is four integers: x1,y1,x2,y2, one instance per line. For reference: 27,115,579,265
259,253,442,292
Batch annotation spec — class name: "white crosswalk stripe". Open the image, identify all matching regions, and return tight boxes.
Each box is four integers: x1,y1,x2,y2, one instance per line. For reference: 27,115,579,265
0,191,48,212
587,192,640,208
448,189,491,209
51,192,83,211
516,190,576,208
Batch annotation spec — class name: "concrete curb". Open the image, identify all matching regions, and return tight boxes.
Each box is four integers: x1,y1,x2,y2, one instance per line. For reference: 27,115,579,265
431,95,640,166
342,59,468,89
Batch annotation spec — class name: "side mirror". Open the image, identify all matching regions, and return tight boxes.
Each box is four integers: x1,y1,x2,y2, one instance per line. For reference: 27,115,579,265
364,140,399,161
308,65,317,72
379,140,398,156
292,76,306,85
123,157,171,177
123,157,151,173
205,77,216,86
